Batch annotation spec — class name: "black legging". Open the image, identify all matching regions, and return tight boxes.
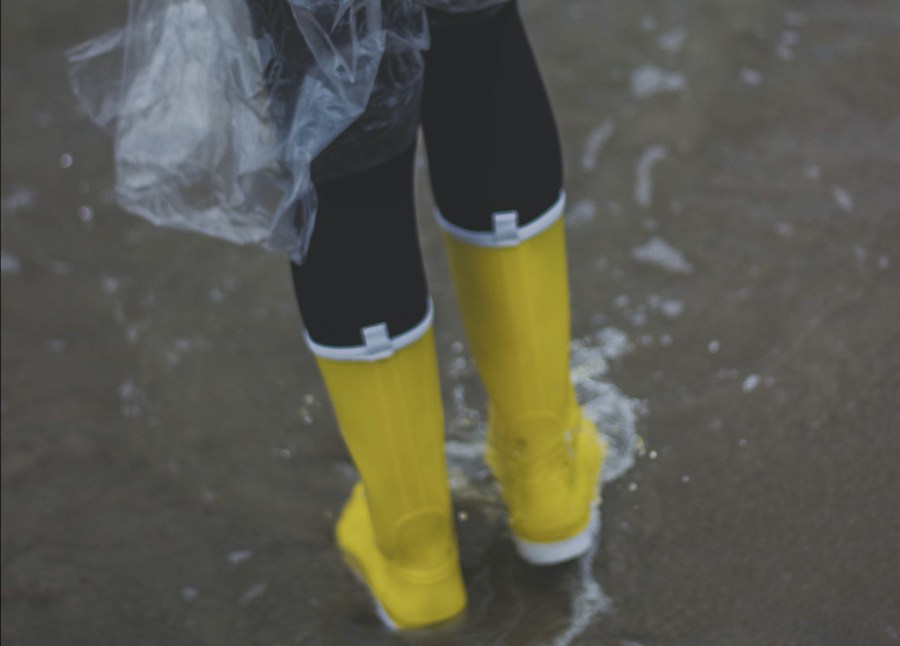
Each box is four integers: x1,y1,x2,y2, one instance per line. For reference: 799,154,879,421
291,1,563,348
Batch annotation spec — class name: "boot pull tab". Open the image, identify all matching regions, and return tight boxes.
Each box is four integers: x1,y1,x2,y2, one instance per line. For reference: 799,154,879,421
492,210,520,245
362,322,393,358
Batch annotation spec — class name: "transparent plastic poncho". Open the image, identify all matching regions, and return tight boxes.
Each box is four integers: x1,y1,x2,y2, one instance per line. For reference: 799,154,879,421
68,0,509,262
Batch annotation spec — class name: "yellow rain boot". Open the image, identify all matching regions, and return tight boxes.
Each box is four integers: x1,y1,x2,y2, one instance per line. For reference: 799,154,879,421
313,319,466,629
440,204,607,565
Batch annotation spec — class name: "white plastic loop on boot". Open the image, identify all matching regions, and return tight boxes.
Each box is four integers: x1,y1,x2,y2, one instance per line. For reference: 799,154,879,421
362,323,392,356
493,211,520,244
434,190,566,248
305,299,434,362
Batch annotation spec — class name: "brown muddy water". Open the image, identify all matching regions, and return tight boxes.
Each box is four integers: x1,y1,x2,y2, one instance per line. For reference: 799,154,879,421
2,0,900,644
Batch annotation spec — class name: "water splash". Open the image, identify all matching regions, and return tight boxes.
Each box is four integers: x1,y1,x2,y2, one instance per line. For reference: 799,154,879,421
571,332,643,482
118,377,145,418
1,251,21,276
445,329,640,486
657,27,687,54
740,68,763,87
549,537,612,646
631,237,694,274
227,549,253,565
645,294,684,318
630,66,685,99
240,583,268,605
832,186,855,212
634,145,668,206
776,30,800,61
567,199,598,228
580,119,616,172
444,328,642,644
1,186,36,212
741,374,761,393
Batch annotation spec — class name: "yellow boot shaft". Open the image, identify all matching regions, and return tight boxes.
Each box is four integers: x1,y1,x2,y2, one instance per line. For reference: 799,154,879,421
443,219,606,559
443,220,573,425
316,328,466,628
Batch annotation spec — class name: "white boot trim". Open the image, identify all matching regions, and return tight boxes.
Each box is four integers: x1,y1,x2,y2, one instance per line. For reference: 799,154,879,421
434,190,566,248
305,299,434,362
512,505,600,566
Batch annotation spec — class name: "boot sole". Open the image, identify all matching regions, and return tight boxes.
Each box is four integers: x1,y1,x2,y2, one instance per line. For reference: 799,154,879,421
511,505,600,565
342,551,466,631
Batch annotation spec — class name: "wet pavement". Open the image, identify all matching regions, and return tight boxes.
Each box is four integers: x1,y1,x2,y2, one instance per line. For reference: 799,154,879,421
2,0,900,644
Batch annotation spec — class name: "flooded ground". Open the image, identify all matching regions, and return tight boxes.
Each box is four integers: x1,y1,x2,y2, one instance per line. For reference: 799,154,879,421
2,0,899,644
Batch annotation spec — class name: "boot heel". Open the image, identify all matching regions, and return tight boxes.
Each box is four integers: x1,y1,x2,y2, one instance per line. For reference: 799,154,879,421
513,504,600,565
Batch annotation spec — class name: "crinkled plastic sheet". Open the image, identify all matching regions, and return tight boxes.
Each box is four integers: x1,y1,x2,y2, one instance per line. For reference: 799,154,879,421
68,0,510,262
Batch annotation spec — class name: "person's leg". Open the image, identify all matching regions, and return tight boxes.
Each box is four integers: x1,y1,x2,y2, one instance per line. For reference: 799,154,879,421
422,0,562,229
422,1,606,565
290,144,465,629
291,145,429,348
